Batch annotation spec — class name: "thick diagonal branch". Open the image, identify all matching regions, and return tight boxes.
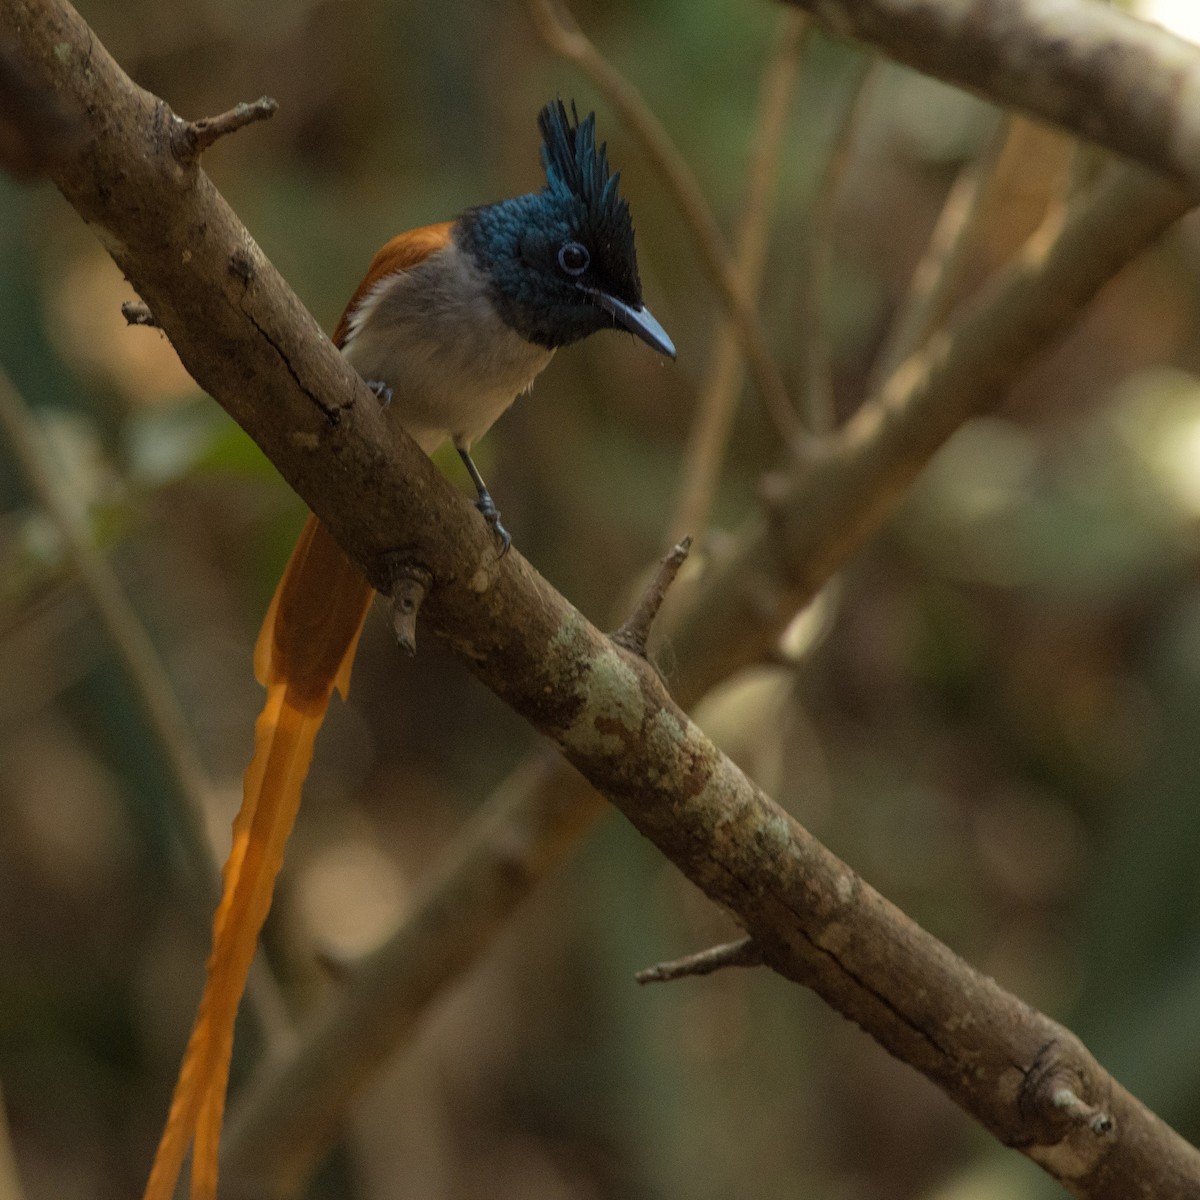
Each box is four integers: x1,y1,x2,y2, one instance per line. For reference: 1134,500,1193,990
224,161,1190,1193
227,9,1200,1195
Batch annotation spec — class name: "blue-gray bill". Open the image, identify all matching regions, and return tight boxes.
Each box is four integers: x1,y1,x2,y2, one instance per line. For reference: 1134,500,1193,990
588,287,677,360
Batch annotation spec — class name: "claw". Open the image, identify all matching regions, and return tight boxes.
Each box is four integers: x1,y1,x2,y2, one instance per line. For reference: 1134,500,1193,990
457,445,512,556
366,379,393,407
475,494,512,557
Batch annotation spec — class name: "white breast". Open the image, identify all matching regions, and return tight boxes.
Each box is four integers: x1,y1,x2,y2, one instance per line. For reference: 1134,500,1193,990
341,239,553,455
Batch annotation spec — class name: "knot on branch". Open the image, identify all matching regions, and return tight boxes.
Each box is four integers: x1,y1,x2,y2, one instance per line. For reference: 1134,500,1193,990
121,300,159,328
611,537,692,659
1050,1086,1114,1137
229,248,257,285
384,560,433,656
1018,1040,1115,1144
172,96,278,163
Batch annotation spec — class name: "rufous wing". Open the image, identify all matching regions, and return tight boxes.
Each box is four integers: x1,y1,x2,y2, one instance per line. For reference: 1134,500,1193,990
331,221,453,348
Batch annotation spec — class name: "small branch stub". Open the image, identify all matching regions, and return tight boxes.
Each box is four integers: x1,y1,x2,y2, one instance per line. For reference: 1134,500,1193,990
122,300,159,327
389,564,432,656
1018,1045,1116,1145
1053,1087,1115,1137
612,536,692,658
636,936,762,985
174,96,278,161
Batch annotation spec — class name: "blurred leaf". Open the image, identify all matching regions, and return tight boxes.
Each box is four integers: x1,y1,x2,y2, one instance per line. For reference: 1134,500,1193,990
125,401,232,486
190,410,278,480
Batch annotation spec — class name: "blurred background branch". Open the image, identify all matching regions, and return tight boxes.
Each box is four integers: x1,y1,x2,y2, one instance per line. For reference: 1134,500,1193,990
0,1081,27,1200
866,114,1011,393
795,52,880,432
669,163,1192,701
783,0,1200,195
0,363,290,1049
669,7,811,542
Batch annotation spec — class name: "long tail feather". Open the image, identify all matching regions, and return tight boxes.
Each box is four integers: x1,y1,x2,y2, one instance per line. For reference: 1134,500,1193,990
143,516,374,1200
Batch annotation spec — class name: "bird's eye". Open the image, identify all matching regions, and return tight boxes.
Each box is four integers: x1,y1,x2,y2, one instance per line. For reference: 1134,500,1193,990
557,241,590,276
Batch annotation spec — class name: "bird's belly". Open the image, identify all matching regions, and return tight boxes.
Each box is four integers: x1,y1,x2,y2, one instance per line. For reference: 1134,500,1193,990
343,307,553,455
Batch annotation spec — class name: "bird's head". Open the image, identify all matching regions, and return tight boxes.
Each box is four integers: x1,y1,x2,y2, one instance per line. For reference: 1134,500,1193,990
459,99,675,359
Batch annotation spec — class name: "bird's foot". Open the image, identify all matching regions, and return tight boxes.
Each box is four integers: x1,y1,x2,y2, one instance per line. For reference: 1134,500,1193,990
474,493,512,557
366,380,393,408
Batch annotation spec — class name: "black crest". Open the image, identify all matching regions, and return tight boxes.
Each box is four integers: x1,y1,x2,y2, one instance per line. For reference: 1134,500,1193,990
538,99,638,281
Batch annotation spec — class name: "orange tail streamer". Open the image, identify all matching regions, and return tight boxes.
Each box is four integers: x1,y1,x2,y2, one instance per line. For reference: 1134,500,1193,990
143,515,375,1200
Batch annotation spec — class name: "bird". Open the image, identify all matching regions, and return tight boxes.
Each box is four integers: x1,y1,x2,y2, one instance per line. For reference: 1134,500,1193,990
141,98,675,1200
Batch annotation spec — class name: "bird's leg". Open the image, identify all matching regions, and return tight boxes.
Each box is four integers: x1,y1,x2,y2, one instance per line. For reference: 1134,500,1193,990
457,446,511,556
366,380,393,408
